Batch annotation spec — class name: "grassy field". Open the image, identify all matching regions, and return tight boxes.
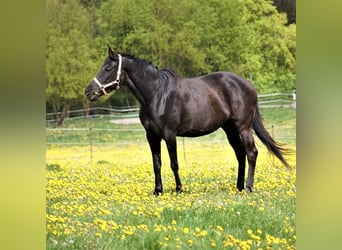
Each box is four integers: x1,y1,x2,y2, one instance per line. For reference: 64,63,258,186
46,108,296,249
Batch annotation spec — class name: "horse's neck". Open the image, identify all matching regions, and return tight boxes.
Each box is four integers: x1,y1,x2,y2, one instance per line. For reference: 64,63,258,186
124,76,150,106
124,62,162,107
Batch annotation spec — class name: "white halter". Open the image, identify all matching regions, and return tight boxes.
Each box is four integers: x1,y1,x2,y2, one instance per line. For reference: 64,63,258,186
93,54,122,95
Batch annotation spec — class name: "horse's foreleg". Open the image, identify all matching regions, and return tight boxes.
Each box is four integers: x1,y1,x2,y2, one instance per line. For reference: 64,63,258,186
165,136,183,194
147,132,163,196
240,129,258,192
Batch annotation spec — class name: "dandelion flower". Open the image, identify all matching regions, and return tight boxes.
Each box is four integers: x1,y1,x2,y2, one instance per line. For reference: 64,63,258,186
200,230,208,237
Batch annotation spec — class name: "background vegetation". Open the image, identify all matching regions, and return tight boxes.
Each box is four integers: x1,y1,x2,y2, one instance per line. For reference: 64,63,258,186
46,0,296,125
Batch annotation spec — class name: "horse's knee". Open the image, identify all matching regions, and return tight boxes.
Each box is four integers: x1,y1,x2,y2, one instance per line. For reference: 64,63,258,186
171,164,179,172
252,147,258,158
247,147,258,163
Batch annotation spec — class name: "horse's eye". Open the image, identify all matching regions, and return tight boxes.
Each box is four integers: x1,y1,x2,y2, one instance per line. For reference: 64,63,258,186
105,65,113,71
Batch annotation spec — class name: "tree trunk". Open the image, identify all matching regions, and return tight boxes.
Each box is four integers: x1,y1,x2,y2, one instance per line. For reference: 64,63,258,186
57,102,70,126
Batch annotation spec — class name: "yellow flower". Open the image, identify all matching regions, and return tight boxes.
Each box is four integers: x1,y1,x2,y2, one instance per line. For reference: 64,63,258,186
122,226,135,235
251,234,261,241
200,230,208,237
153,211,161,219
183,227,189,234
154,224,162,232
122,229,134,235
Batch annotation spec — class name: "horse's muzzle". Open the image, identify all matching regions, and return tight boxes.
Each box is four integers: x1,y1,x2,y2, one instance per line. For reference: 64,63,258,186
85,86,99,101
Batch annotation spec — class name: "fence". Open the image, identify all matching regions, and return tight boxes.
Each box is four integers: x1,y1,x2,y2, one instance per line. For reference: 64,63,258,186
46,106,140,124
46,92,296,123
257,92,296,108
46,93,296,160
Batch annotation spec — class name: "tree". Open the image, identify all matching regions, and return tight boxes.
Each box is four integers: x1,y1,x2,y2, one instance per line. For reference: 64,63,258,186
239,0,296,92
46,0,296,111
46,0,97,125
94,0,295,94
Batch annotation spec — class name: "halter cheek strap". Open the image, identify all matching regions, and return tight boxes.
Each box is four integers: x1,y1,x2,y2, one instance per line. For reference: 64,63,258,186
94,54,122,96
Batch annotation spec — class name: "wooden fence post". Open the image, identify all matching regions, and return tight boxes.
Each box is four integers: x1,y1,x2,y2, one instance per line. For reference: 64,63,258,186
89,127,93,162
182,137,186,163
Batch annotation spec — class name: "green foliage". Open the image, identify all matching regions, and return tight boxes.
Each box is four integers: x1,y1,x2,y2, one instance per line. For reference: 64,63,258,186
239,0,296,92
46,0,97,110
46,0,296,110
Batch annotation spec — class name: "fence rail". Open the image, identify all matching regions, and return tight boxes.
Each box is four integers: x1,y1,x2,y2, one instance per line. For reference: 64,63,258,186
258,92,296,108
46,92,295,161
46,93,296,159
46,92,296,123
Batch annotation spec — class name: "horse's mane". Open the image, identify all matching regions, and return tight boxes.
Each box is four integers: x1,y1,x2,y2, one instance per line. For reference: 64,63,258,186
118,53,178,82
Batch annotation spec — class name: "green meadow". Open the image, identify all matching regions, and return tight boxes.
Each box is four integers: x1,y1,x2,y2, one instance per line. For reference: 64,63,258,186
46,108,296,249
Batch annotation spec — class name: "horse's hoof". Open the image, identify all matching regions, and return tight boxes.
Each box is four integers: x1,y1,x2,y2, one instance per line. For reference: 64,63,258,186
153,189,163,196
176,188,183,194
245,186,253,193
237,185,244,192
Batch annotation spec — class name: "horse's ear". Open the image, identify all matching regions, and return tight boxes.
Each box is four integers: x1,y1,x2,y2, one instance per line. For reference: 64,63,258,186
108,47,114,59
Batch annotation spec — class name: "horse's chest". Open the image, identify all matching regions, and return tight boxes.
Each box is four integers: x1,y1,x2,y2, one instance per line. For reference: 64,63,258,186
140,110,165,135
140,107,180,137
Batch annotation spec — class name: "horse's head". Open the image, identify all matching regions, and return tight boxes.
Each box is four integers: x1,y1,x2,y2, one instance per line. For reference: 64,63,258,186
85,48,123,101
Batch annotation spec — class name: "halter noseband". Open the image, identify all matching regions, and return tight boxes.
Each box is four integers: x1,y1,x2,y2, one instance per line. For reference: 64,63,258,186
93,54,122,96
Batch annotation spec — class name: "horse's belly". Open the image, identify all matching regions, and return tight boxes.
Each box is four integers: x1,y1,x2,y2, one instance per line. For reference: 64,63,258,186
176,117,223,137
177,128,217,137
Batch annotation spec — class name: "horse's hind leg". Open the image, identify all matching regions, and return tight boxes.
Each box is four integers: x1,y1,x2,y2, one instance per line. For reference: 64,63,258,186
222,123,246,191
240,128,258,192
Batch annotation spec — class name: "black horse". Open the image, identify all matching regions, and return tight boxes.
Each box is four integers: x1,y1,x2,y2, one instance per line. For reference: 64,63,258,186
85,48,290,195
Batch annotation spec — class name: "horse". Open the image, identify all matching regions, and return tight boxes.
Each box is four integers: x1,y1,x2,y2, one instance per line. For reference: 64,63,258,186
85,47,290,195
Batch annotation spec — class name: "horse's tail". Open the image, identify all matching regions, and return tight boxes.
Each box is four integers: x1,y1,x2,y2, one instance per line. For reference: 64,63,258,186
253,107,291,169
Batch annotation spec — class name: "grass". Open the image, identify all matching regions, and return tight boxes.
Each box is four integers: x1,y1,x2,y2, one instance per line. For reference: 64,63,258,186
46,108,296,249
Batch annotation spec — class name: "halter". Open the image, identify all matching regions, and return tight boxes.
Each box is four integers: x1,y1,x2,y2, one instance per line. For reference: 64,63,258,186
93,54,122,95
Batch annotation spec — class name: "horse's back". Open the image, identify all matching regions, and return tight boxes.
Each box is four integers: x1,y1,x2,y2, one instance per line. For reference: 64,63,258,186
175,71,257,135
178,71,257,110
202,71,256,94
